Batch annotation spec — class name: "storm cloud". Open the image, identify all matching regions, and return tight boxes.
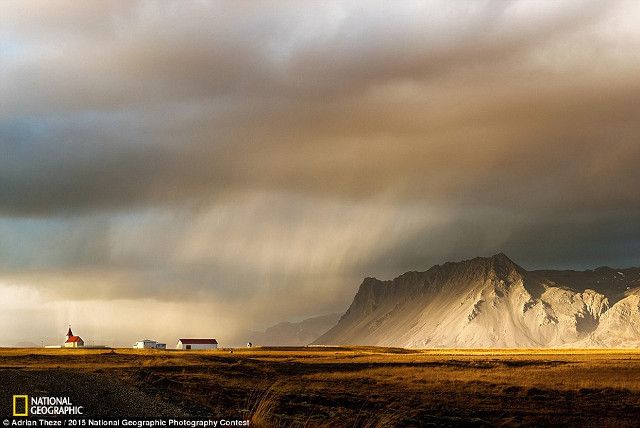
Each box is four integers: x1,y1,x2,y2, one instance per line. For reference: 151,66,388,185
1,0,639,346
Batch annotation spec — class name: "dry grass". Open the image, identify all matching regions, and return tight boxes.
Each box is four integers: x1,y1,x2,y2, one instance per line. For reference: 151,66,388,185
3,347,640,426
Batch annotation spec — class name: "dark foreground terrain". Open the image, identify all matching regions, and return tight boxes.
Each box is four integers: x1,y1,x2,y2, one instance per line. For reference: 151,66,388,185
2,347,640,427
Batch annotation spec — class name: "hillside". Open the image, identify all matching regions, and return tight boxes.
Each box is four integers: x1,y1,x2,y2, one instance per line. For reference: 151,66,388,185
250,313,340,346
314,254,640,348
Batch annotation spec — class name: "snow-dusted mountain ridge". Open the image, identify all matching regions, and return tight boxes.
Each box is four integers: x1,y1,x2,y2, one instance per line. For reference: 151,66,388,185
314,254,640,348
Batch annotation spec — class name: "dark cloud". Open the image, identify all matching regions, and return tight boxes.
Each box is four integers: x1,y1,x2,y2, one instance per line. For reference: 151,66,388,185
2,1,638,214
1,0,639,345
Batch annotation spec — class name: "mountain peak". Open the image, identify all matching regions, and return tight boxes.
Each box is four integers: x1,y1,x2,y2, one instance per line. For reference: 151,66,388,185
490,252,519,269
443,252,518,267
315,254,640,348
492,252,511,261
441,253,523,279
482,253,525,282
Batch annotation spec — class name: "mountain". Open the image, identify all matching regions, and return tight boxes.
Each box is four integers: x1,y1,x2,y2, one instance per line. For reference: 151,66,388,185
313,254,640,348
250,313,341,346
575,291,640,347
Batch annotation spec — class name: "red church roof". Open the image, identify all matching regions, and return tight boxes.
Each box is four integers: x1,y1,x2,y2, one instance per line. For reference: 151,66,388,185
65,336,83,343
178,338,218,344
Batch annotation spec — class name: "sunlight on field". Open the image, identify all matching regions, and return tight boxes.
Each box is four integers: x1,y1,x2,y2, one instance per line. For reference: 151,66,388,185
3,346,640,426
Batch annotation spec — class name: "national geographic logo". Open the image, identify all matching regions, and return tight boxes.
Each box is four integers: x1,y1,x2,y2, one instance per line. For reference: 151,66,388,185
11,395,83,416
12,395,28,417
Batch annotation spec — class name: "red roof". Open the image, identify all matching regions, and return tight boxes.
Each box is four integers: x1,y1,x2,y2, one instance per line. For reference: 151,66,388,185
65,335,83,343
178,338,218,345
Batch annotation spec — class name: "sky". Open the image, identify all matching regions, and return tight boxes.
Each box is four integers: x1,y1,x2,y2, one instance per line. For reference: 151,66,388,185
1,0,640,347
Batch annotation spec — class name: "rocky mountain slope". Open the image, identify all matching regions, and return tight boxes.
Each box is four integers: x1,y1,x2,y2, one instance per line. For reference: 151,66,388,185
313,254,640,348
250,313,341,346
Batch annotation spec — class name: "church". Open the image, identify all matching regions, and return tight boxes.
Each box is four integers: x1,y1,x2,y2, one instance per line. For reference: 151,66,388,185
64,326,85,348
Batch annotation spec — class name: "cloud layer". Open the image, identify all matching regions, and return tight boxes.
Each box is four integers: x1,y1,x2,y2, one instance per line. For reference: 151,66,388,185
1,1,640,345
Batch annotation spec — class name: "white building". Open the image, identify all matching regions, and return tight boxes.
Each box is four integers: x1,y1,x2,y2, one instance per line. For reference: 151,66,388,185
133,339,166,349
176,338,218,350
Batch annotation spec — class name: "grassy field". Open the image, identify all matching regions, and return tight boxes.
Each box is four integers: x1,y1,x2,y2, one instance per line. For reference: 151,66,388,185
2,347,640,426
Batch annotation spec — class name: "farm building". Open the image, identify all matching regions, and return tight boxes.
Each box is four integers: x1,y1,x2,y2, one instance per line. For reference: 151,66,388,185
64,326,84,348
133,339,166,349
176,338,218,350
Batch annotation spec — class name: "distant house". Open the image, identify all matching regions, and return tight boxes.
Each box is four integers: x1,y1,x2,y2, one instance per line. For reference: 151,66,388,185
176,338,218,350
64,326,84,348
133,339,166,349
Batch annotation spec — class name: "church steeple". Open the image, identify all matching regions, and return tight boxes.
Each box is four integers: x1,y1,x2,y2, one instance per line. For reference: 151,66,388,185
66,325,73,340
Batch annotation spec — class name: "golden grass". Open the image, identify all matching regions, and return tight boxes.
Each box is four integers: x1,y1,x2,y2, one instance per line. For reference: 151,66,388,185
3,347,640,426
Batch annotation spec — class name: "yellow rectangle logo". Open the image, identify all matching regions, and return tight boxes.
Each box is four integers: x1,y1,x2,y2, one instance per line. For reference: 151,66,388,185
13,395,28,416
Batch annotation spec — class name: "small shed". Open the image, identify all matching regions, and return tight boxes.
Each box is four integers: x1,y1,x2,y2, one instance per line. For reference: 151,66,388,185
134,339,166,349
